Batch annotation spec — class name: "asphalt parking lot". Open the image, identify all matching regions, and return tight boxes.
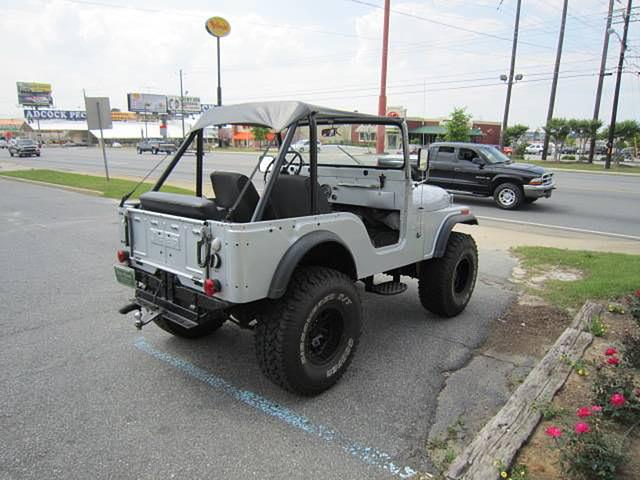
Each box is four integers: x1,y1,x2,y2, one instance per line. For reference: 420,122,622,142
0,179,517,479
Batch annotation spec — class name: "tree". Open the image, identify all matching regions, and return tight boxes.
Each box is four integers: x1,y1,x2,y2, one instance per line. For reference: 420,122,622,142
444,107,472,142
503,124,529,148
543,118,571,160
566,119,602,160
251,126,270,147
600,120,640,164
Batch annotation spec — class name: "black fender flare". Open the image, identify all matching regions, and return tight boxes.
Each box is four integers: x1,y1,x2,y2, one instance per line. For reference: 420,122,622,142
433,214,478,258
267,230,357,299
490,175,524,192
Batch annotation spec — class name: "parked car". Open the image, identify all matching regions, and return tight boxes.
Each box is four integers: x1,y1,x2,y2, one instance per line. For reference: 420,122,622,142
137,139,177,154
9,138,40,157
418,142,556,210
111,142,122,148
291,139,321,153
560,146,577,154
525,144,544,155
0,139,8,149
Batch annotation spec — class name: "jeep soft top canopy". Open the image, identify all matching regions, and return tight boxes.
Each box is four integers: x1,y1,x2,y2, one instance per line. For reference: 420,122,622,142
190,101,390,133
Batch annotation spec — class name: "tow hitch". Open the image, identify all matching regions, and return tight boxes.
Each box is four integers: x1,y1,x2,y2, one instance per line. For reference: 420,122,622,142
118,302,161,330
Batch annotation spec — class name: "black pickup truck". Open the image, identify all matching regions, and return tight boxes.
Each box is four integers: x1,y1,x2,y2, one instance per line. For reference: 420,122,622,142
416,142,556,210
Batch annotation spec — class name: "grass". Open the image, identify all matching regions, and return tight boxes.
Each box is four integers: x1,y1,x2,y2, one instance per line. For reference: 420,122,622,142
513,246,640,309
0,169,193,199
520,159,640,174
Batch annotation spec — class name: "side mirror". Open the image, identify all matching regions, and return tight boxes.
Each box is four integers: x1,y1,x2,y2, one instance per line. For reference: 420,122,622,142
418,148,430,172
258,155,275,173
472,157,485,167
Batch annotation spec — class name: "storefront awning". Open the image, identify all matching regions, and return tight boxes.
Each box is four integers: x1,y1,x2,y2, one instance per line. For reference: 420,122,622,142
233,131,253,141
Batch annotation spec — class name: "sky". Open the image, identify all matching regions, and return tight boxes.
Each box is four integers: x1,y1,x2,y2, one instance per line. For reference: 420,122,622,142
0,0,638,129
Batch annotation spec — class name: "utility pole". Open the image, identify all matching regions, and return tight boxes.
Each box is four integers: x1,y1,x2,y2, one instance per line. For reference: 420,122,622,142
588,0,615,163
376,0,391,154
542,0,569,160
606,0,633,169
500,0,522,150
179,69,185,138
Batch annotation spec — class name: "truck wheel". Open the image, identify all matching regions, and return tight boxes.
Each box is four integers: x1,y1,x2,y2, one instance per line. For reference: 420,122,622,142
153,312,226,339
418,232,478,317
493,183,523,209
255,266,362,396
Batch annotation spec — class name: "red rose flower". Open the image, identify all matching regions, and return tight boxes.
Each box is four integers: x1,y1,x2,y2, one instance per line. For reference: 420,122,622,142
577,407,592,418
607,356,620,366
604,347,618,356
635,288,640,298
545,426,562,438
610,393,626,408
575,422,591,434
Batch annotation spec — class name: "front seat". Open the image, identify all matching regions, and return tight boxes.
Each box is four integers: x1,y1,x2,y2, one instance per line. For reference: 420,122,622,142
267,175,331,220
210,171,261,223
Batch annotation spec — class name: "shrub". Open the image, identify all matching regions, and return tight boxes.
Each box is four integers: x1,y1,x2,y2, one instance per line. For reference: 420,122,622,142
562,154,576,160
591,352,640,424
589,315,608,337
546,407,627,480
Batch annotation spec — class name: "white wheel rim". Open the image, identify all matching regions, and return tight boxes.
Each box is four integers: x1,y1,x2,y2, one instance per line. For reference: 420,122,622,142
499,188,516,206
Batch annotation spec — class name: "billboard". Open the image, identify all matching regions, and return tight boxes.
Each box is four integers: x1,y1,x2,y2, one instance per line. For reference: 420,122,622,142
17,82,53,107
167,95,201,114
127,93,167,113
24,109,86,121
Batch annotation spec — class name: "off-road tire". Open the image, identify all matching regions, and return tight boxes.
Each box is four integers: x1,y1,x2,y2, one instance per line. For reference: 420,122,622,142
493,182,523,210
254,266,362,396
418,232,478,317
153,313,226,339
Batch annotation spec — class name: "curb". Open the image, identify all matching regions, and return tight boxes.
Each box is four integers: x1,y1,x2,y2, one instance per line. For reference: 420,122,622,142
0,175,103,197
544,167,640,177
445,302,603,480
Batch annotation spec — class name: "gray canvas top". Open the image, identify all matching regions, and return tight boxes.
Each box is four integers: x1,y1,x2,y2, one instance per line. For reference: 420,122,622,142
190,101,388,133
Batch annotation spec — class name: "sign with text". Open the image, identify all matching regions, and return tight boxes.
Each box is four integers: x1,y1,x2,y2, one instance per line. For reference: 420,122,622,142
24,109,86,121
127,92,167,113
167,95,201,114
17,82,53,107
85,96,113,130
205,16,231,37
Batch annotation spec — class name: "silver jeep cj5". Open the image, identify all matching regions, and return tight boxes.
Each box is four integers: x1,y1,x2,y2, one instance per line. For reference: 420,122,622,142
115,101,479,395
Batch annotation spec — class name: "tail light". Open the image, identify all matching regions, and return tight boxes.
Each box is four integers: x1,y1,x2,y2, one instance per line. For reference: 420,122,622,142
117,249,129,263
204,279,221,297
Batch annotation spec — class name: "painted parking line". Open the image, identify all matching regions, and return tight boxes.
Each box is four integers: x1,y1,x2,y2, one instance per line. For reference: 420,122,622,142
477,216,640,241
134,337,420,479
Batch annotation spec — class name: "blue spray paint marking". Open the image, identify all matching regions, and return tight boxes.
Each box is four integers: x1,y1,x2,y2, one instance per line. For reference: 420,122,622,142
134,337,417,479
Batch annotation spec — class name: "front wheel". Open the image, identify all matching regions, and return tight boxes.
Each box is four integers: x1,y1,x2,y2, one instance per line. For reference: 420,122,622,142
418,232,478,317
255,266,362,396
153,312,226,339
9,152,13,157
493,183,523,210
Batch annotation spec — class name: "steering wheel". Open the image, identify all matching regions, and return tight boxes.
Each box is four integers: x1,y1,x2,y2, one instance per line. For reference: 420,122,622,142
262,150,305,182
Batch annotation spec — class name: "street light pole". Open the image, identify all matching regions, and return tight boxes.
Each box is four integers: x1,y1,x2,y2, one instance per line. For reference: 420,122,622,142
500,0,522,150
542,0,568,161
179,68,185,138
606,0,633,169
588,0,615,163
376,0,391,155
216,37,222,107
143,103,149,139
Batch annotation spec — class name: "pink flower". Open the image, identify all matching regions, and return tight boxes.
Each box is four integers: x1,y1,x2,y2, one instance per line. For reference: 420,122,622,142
610,393,626,408
605,347,618,356
607,356,620,366
545,426,562,438
577,407,592,418
575,422,591,434
635,289,640,298
591,405,603,412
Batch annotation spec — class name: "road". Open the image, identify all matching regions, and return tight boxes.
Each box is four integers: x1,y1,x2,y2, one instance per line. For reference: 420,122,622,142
0,179,517,479
4,146,639,239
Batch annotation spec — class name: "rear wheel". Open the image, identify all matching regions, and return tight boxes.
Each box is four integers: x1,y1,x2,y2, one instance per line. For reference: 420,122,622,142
154,313,226,339
254,266,362,396
418,232,478,317
493,182,523,210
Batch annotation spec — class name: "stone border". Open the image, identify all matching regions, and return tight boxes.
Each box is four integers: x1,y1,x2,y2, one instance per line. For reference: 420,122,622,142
444,302,603,480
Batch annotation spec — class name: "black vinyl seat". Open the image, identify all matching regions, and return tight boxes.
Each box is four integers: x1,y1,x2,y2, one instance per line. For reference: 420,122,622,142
210,171,262,223
139,191,224,220
267,175,331,220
